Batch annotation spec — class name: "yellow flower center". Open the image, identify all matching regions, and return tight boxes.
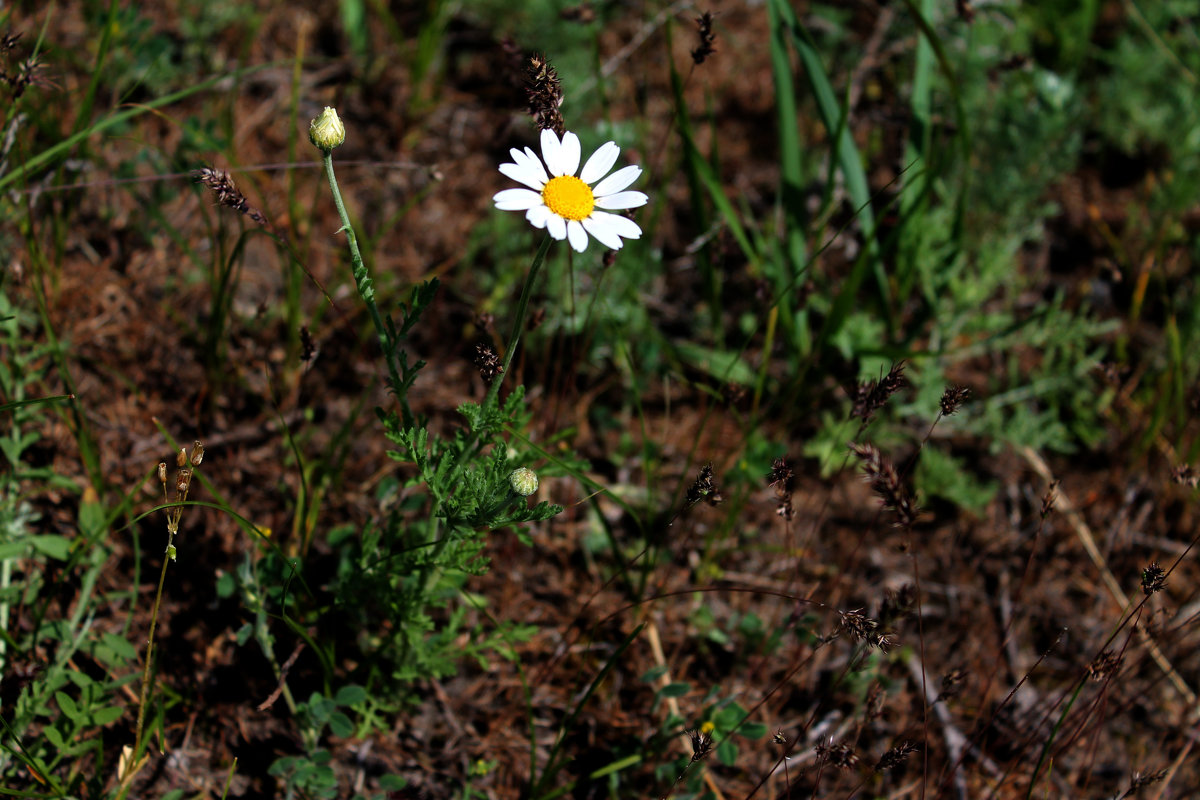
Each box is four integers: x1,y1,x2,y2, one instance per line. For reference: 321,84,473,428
541,175,595,221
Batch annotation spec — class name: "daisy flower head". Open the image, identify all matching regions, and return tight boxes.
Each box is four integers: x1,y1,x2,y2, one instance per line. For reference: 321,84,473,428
493,129,649,253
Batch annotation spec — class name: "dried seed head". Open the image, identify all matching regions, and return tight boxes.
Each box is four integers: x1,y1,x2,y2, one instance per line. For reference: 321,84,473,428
176,447,187,468
309,106,345,151
300,326,316,363
1171,464,1198,488
767,457,795,519
175,468,192,496
875,741,919,772
848,442,917,528
814,738,858,769
508,467,539,497
1087,649,1122,681
1128,769,1168,791
1141,563,1166,596
191,441,205,467
192,167,269,227
687,463,723,506
939,385,970,417
1041,480,1058,519
691,12,717,65
938,667,967,701
851,362,908,425
772,730,788,745
685,727,715,762
525,54,564,135
767,457,793,491
473,343,504,384
837,608,876,640
158,462,167,486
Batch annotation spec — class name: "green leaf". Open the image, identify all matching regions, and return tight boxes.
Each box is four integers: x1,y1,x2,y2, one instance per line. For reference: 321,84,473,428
915,447,996,513
101,632,138,663
55,691,81,721
716,739,739,766
673,341,755,386
740,722,769,739
328,711,354,738
78,493,106,540
30,535,72,560
640,666,669,683
89,706,124,725
42,726,65,749
334,685,367,706
0,542,27,560
658,682,691,699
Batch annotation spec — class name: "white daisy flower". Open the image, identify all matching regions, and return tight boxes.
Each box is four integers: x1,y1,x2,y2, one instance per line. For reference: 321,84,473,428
493,129,649,253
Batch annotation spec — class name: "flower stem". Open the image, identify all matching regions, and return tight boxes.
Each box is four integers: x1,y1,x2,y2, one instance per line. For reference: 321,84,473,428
487,235,553,407
321,151,415,428
118,534,172,799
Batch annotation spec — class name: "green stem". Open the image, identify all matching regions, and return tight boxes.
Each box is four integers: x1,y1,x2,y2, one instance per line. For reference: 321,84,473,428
321,150,415,428
487,235,553,407
118,534,173,799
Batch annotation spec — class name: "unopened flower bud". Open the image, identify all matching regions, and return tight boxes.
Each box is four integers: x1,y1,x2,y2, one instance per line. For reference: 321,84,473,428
508,467,539,497
309,106,345,151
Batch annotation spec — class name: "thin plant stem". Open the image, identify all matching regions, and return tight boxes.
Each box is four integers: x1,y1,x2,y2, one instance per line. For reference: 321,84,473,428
117,532,173,800
488,235,554,406
321,150,415,428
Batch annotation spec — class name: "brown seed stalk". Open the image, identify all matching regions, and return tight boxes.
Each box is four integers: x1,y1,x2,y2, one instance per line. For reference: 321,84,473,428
192,167,269,227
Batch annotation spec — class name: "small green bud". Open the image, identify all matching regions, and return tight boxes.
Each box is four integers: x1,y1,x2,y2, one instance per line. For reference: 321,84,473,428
309,106,345,151
509,467,539,497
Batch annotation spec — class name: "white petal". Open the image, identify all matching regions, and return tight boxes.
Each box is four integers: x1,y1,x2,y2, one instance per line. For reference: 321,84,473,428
582,215,624,250
545,214,567,241
588,210,641,241
566,219,589,252
508,147,549,187
540,129,563,175
594,190,649,210
556,131,582,176
580,142,620,184
498,162,545,191
592,164,642,196
493,188,543,210
525,204,553,229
